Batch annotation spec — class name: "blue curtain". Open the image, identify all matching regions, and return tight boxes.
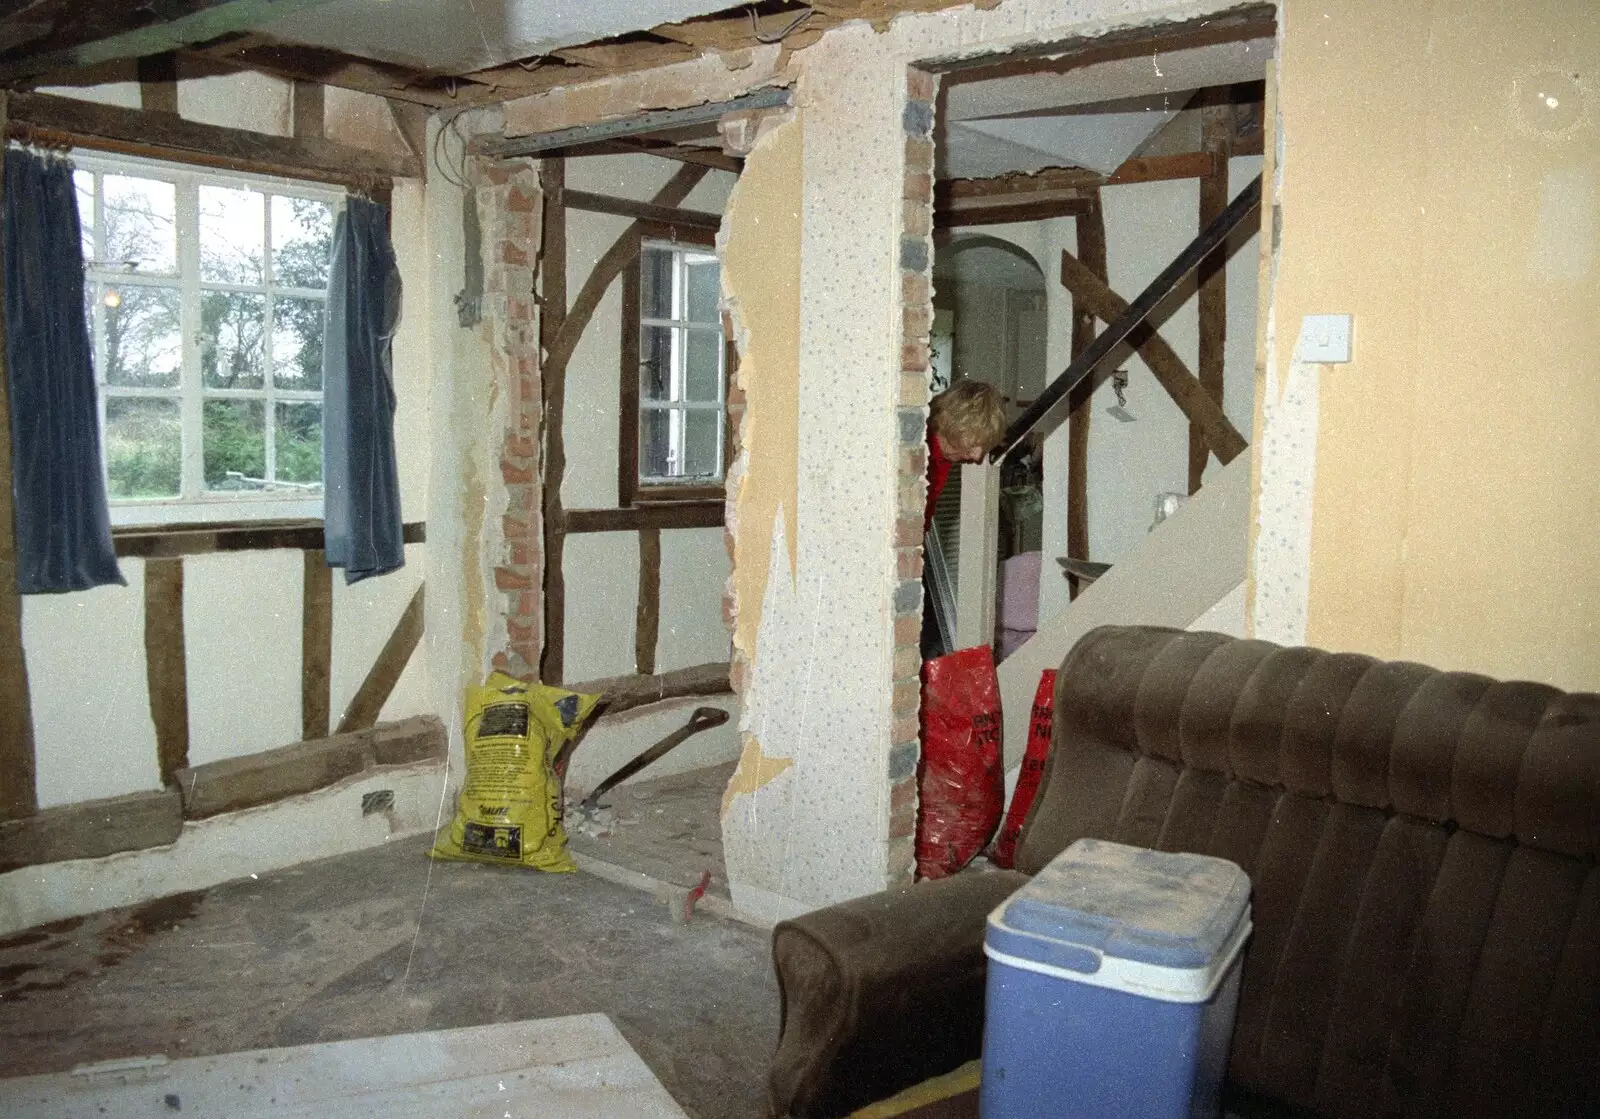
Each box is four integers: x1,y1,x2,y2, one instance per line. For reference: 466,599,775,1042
3,148,122,594
323,196,403,583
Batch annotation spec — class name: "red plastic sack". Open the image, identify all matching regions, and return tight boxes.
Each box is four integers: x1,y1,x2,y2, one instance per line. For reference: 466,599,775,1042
916,645,1004,879
990,669,1056,868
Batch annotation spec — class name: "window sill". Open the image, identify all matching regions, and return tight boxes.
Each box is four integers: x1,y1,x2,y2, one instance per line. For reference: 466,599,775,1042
634,483,726,504
109,495,325,529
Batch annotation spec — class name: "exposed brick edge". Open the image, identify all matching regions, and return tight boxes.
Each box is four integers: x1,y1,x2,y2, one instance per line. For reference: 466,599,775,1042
478,160,544,678
888,65,940,887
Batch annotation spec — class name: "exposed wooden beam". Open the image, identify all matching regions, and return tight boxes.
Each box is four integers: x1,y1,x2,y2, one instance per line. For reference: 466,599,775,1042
183,34,483,108
137,53,178,115
0,89,38,823
552,36,699,73
5,91,420,185
1059,248,1248,465
538,156,569,688
0,0,342,83
1067,188,1105,602
0,788,182,873
936,195,1088,228
565,188,721,231
938,152,1217,203
1191,102,1231,493
336,583,426,735
563,503,724,534
114,519,426,559
301,549,332,741
144,557,191,786
635,528,661,676
567,662,732,719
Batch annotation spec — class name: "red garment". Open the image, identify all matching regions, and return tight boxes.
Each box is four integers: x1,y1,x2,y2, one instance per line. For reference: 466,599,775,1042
925,425,952,532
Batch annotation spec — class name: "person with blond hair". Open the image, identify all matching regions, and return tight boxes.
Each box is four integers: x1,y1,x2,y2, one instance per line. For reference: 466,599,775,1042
924,379,1007,530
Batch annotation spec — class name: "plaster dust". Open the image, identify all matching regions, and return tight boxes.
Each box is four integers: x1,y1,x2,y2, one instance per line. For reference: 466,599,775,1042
1271,0,1600,689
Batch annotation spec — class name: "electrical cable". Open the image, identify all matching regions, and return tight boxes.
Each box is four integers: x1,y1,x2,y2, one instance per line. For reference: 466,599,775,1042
748,5,813,44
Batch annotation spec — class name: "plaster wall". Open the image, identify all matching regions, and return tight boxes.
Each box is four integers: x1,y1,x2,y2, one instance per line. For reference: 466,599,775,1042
17,86,438,815
1258,0,1600,689
704,0,1255,921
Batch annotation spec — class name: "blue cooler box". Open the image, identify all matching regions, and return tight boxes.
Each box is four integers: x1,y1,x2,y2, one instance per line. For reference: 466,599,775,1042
981,838,1251,1119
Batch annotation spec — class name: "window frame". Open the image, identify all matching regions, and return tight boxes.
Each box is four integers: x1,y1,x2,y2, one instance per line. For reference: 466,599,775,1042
619,224,733,507
73,149,345,528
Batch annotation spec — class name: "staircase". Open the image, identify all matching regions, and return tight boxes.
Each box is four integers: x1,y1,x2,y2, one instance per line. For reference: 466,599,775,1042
995,449,1252,769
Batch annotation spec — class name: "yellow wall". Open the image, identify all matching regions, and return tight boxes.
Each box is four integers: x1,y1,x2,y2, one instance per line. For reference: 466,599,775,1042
1275,0,1599,689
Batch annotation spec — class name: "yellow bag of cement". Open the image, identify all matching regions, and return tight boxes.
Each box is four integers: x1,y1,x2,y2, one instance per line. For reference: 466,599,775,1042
429,671,599,872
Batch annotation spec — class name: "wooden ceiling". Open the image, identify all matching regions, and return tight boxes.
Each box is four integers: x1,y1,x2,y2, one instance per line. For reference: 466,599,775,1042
0,0,992,109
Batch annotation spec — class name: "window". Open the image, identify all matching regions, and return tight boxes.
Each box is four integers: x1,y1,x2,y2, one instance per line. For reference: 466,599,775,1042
628,236,727,499
73,153,341,525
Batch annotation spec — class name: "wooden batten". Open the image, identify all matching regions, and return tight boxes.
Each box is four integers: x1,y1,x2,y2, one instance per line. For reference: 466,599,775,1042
4,91,420,188
336,583,426,735
302,549,333,741
0,88,38,821
635,528,662,676
144,557,190,785
1067,190,1105,602
538,157,569,688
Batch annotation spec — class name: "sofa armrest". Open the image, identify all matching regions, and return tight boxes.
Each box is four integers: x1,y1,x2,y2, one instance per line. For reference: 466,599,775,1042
768,868,1028,1118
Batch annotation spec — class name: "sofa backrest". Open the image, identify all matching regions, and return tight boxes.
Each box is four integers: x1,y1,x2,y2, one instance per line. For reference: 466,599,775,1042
1015,625,1599,1119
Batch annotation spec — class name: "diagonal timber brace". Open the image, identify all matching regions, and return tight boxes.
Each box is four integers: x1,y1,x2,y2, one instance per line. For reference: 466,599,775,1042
996,173,1262,460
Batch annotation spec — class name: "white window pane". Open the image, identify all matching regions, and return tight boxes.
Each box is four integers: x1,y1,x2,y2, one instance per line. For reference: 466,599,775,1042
641,246,673,319
684,409,720,478
202,399,266,490
686,259,719,324
272,295,325,391
201,291,266,389
74,170,95,261
103,175,176,273
105,398,181,499
272,195,333,289
200,184,265,284
641,324,673,402
103,284,181,388
275,402,322,488
684,329,721,403
641,408,672,478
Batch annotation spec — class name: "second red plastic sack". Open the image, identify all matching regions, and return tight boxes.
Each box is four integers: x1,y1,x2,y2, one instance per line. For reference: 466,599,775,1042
990,668,1056,868
916,644,1004,880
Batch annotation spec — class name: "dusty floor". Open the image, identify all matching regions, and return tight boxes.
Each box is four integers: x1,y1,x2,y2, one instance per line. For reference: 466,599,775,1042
567,759,736,901
0,804,778,1119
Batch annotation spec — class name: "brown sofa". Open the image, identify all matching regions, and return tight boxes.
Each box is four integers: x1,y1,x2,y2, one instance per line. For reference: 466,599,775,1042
769,625,1600,1118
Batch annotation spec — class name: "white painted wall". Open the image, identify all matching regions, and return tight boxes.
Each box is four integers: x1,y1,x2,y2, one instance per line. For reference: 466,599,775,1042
17,80,436,813
559,154,735,687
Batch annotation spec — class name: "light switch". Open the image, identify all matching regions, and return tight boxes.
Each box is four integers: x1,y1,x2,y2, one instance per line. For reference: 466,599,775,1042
1295,313,1354,363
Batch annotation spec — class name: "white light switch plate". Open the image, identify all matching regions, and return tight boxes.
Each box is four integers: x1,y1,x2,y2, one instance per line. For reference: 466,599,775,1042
1295,313,1354,363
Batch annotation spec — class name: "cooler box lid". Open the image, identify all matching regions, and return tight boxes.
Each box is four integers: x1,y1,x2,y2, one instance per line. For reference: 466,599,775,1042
986,839,1251,1002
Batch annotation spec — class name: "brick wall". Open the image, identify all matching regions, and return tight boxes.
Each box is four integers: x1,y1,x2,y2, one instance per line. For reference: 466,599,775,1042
476,159,543,678
887,66,939,885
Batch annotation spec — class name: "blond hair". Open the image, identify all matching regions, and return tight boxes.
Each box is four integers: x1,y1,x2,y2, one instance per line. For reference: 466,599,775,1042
929,380,1006,453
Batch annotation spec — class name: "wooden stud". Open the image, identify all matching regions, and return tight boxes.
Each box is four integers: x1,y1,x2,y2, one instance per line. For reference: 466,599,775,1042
563,188,720,231
336,582,426,734
137,53,178,115
1058,248,1248,464
144,557,190,786
291,79,325,140
0,88,39,822
635,528,661,676
5,91,419,187
564,503,724,534
1190,103,1232,494
301,549,332,740
1067,190,1105,602
619,258,641,508
538,156,569,687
